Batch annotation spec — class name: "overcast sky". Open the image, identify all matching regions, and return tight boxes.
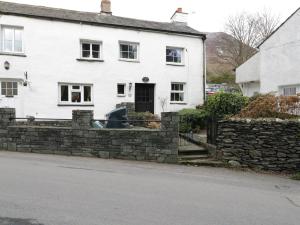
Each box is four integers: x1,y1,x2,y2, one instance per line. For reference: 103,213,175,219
3,0,300,32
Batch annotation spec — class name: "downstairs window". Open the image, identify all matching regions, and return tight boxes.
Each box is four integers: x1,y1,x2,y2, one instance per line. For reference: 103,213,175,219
1,81,18,97
59,83,93,105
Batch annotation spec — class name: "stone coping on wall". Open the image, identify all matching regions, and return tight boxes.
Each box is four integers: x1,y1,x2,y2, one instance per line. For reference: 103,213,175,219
224,117,300,123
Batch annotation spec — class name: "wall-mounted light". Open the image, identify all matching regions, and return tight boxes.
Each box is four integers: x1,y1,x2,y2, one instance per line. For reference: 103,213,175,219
23,71,28,86
129,83,133,91
4,61,10,70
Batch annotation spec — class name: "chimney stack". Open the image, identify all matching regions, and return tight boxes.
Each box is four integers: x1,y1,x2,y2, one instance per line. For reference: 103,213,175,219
101,0,112,15
171,8,188,24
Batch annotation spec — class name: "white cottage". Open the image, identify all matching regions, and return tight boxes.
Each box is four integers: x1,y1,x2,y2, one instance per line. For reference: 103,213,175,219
236,7,300,97
0,0,206,118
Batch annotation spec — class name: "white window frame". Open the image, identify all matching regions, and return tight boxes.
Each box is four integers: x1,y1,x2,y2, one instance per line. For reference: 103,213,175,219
281,85,299,96
119,41,139,62
1,26,24,54
166,46,184,65
170,82,186,103
80,40,103,60
1,81,18,97
58,83,94,105
117,83,126,97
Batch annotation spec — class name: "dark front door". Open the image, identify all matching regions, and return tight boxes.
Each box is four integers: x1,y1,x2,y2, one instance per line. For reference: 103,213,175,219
135,83,155,113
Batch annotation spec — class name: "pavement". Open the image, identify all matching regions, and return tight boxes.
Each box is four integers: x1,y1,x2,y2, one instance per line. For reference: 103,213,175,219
0,151,299,225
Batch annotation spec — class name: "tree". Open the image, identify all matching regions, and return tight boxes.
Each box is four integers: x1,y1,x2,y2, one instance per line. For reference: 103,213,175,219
218,9,280,68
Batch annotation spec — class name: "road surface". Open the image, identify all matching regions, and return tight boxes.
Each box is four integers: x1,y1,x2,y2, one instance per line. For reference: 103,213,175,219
0,151,299,225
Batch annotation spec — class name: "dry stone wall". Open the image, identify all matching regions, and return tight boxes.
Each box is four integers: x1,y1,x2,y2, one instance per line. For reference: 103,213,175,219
217,119,300,172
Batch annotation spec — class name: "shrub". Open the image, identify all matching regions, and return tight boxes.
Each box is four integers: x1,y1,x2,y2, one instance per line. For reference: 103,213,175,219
128,112,160,129
204,92,249,118
237,94,300,119
178,108,207,133
291,173,300,181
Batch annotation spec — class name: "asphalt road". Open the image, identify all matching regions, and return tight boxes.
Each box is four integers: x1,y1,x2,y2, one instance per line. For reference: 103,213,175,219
0,151,299,225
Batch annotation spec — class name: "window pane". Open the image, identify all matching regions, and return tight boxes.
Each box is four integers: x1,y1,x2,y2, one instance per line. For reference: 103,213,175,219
82,50,90,58
7,82,12,89
1,82,6,89
13,82,17,88
72,86,80,90
72,92,81,103
92,44,100,51
61,85,69,101
120,44,128,52
7,89,13,96
13,88,18,96
121,51,129,59
1,89,6,96
117,84,125,95
92,51,99,58
84,86,91,102
14,30,22,52
82,43,90,51
129,51,135,59
3,29,13,52
171,93,175,101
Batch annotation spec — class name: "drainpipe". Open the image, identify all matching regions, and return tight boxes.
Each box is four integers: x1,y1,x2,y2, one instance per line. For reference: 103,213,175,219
202,35,207,103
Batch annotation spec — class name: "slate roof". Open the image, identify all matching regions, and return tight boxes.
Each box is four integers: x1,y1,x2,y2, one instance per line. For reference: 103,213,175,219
0,1,206,38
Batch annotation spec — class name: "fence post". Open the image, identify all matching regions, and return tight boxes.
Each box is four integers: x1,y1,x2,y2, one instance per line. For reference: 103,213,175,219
72,110,94,129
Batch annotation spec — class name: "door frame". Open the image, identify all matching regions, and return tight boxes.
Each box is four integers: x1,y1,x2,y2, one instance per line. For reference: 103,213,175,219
134,83,156,114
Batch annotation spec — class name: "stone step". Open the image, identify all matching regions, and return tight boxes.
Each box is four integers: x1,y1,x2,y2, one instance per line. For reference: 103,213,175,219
179,143,208,156
179,159,225,167
178,154,209,160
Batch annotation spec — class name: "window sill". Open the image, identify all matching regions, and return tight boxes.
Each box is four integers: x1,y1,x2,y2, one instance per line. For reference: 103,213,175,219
0,52,27,57
166,63,185,67
119,59,140,63
170,102,187,105
76,58,104,62
117,94,126,97
58,104,94,107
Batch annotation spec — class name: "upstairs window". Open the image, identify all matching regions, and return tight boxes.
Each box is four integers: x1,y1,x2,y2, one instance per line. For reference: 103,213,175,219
1,81,18,97
59,83,93,105
166,47,184,64
170,83,185,102
2,27,23,53
119,42,139,61
80,41,102,60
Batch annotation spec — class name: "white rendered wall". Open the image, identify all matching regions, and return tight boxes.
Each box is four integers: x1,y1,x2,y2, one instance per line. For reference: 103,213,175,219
0,15,204,118
236,53,260,83
259,9,300,94
239,82,260,97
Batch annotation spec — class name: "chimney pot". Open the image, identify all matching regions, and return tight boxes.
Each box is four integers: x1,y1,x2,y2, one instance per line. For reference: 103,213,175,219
177,8,183,13
101,0,112,15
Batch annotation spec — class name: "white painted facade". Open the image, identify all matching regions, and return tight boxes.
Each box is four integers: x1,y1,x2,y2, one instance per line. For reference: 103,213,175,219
0,10,205,118
236,8,300,97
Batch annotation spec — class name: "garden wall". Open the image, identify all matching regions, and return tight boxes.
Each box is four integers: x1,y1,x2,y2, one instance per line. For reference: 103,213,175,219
0,108,178,163
217,119,300,172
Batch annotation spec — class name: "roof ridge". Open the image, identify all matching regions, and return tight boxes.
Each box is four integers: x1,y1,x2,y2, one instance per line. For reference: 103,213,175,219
0,0,205,37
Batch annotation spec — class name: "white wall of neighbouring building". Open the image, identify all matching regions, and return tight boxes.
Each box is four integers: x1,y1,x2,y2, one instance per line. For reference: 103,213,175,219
236,8,300,97
0,14,204,118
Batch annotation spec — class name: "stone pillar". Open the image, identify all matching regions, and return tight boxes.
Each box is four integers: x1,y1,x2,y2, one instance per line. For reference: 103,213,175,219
161,112,179,133
0,108,16,150
0,108,16,129
72,110,94,129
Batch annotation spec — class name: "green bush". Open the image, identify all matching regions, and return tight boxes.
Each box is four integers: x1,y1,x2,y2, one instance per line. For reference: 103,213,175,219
205,92,249,118
178,108,207,133
291,173,300,181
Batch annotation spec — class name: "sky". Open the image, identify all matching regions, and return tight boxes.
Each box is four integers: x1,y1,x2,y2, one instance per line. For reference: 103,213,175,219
3,0,300,32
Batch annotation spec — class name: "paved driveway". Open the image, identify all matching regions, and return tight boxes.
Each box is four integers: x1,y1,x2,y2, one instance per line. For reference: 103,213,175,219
0,151,299,225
